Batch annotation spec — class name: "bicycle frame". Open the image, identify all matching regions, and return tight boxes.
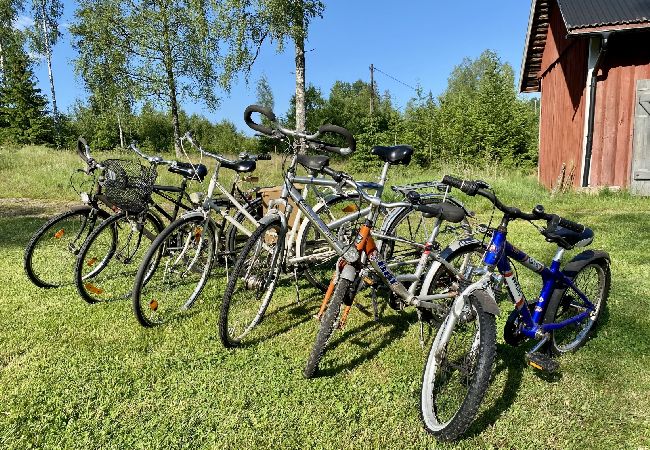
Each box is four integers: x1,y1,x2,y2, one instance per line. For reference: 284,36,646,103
484,227,596,339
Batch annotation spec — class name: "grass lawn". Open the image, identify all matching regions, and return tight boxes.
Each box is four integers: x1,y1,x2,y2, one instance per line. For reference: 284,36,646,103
1,146,649,449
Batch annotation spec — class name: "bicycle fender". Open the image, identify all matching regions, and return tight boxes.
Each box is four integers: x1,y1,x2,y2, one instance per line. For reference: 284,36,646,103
472,288,500,316
544,250,610,321
420,237,483,295
70,204,111,219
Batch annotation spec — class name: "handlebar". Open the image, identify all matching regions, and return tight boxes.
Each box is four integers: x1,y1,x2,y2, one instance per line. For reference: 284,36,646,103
129,142,175,166
77,137,100,174
441,175,585,233
243,104,356,156
183,131,268,165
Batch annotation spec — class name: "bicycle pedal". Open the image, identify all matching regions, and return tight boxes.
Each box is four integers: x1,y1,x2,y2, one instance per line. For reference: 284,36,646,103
526,352,559,373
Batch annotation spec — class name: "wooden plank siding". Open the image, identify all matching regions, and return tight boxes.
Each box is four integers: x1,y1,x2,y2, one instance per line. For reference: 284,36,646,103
538,0,588,188
589,31,650,187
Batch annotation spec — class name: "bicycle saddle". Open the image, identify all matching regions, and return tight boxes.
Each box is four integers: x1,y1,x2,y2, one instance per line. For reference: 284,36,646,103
168,162,208,182
297,154,330,172
543,226,593,250
221,159,257,173
416,202,466,223
371,145,413,165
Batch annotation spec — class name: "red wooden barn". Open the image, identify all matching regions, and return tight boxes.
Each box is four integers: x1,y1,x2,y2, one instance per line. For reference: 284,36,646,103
520,0,650,195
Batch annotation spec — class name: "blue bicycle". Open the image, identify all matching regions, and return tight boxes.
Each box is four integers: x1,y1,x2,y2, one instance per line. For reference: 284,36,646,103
420,175,611,441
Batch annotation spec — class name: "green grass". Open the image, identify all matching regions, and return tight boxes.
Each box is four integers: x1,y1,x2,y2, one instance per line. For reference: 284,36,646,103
1,147,650,449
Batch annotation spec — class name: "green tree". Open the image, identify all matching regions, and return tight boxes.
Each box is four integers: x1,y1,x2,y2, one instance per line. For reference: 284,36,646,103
0,0,23,86
72,0,265,157
25,0,62,131
0,45,52,144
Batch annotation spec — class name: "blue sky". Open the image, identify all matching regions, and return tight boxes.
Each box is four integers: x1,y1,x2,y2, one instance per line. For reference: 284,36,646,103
21,0,532,133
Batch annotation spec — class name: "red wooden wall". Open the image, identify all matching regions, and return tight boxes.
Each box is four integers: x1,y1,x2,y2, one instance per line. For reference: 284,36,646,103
536,1,650,189
538,1,588,188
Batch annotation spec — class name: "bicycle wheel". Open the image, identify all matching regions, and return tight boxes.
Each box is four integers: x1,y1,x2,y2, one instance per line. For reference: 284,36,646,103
543,261,610,354
75,211,163,304
218,218,284,347
420,297,496,441
24,206,106,288
303,277,351,378
298,194,366,292
132,214,217,327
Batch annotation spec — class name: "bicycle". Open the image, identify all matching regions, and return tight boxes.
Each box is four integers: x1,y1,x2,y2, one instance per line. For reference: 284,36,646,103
24,137,114,288
419,175,610,441
73,143,208,304
130,133,270,326
219,105,476,348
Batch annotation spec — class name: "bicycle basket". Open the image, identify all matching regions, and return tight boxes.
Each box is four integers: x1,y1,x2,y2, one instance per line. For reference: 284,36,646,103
102,159,157,213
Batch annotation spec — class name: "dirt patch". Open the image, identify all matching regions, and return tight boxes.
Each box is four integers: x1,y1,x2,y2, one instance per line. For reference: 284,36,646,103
0,198,78,218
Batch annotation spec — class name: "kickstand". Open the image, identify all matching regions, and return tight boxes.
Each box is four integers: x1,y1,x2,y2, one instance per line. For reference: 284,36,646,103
371,287,379,321
293,266,301,303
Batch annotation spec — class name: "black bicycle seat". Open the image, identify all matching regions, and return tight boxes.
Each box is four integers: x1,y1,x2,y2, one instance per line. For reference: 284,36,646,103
416,202,466,223
221,159,257,173
544,226,594,250
168,162,208,182
297,154,330,172
371,145,413,165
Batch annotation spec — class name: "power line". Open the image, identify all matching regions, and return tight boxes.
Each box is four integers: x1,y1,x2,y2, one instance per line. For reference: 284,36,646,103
373,66,418,92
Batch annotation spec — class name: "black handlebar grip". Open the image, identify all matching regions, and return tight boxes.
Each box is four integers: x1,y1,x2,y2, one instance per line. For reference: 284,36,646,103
257,154,272,161
321,166,344,183
317,124,356,155
77,136,89,163
558,217,585,233
442,175,463,189
244,105,277,136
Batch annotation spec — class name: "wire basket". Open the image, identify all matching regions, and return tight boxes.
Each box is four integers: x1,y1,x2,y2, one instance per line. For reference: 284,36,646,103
102,159,157,213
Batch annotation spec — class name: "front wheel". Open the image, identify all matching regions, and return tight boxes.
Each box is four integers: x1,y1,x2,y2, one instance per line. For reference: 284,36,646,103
24,207,105,288
303,277,351,379
218,219,284,348
132,214,217,327
543,261,610,354
420,297,496,441
75,211,162,304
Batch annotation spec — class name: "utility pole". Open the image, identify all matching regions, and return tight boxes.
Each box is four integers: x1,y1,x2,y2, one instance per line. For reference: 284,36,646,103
369,63,374,115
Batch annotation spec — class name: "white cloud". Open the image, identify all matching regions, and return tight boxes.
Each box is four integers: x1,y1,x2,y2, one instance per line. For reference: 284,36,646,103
13,15,34,31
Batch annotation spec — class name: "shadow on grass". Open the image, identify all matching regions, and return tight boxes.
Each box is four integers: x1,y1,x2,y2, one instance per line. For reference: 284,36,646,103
464,343,527,438
0,216,43,250
315,310,416,377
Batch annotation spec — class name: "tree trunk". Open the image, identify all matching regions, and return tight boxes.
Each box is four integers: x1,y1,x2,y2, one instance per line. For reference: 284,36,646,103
0,41,4,85
117,111,124,148
294,30,306,154
162,16,182,158
40,1,58,125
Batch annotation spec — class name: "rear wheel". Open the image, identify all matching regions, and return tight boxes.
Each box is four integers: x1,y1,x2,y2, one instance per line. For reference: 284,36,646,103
544,261,610,354
218,219,284,347
420,297,496,441
24,207,105,288
132,214,217,327
75,211,162,304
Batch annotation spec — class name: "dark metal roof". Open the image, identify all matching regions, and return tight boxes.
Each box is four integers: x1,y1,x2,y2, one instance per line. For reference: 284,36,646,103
557,0,650,31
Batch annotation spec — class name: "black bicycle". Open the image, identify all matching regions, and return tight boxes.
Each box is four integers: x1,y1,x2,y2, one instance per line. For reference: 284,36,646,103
73,143,208,304
24,137,113,288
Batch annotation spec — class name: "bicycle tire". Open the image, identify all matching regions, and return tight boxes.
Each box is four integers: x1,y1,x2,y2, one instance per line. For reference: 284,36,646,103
74,210,163,304
218,218,284,348
24,206,107,288
299,194,365,292
132,214,217,327
543,261,610,354
303,277,351,379
420,297,496,441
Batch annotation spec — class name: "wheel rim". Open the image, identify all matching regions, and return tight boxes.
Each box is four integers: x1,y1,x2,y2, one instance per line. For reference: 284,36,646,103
422,302,481,430
137,219,214,325
30,211,91,287
226,224,281,343
552,263,606,352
